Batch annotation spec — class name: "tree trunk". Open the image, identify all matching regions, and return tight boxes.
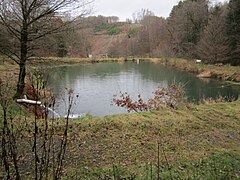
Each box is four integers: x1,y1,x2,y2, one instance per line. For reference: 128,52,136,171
2,108,10,179
16,63,26,98
15,26,28,98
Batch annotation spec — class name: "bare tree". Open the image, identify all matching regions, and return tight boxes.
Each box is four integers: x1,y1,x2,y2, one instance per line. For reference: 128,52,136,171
132,9,155,23
167,0,209,58
197,4,229,64
141,16,166,57
0,0,93,98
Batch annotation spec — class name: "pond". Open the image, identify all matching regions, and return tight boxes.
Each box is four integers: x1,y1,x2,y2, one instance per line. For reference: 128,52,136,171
47,61,239,117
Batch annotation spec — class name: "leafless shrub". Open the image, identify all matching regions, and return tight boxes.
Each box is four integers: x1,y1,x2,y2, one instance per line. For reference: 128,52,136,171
149,83,186,109
28,71,75,179
113,83,186,112
0,70,76,179
0,78,21,179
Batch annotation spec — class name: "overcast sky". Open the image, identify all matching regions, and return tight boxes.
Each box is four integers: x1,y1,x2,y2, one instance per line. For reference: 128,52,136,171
92,0,228,21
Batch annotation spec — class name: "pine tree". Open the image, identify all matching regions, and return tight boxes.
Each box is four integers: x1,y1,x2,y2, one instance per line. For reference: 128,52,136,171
197,4,228,64
167,0,209,58
226,0,240,65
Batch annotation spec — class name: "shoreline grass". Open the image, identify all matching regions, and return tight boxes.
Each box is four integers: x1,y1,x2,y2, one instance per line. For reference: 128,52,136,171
1,55,240,82
29,56,240,83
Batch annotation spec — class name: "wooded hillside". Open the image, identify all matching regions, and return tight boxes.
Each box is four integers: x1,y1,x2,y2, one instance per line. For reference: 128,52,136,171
1,0,239,66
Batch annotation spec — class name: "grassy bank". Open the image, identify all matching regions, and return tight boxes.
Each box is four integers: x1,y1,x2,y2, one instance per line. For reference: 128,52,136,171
157,58,240,83
1,56,240,83
28,57,240,82
62,100,240,178
1,100,239,179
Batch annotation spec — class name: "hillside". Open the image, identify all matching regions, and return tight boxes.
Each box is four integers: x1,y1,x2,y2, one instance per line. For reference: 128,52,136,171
89,23,141,58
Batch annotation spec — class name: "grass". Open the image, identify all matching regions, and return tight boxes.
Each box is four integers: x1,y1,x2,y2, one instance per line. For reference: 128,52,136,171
0,57,18,80
95,23,122,35
65,101,240,179
158,58,240,82
72,152,240,179
1,100,239,179
128,27,140,38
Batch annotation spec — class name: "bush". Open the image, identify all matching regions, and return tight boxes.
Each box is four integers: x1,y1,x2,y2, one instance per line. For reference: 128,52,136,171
113,83,186,112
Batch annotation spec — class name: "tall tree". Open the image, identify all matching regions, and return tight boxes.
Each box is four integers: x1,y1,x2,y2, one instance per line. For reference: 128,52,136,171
167,0,209,58
132,9,155,23
141,16,166,57
0,0,93,97
226,0,240,65
197,4,229,64
130,9,167,57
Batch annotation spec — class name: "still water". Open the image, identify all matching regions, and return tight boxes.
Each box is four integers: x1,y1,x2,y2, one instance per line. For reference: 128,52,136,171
47,61,239,117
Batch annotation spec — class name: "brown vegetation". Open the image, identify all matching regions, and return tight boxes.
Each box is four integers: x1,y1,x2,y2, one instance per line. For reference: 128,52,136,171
113,83,186,112
158,58,240,82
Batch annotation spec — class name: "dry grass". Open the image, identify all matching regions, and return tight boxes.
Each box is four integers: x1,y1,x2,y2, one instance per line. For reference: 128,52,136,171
26,56,240,82
1,56,240,82
157,58,240,82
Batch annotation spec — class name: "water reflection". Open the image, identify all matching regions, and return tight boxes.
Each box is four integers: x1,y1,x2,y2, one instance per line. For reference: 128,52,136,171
47,61,239,116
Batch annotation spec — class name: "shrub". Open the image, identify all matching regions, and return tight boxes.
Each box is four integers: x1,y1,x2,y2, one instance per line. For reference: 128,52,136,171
113,83,186,112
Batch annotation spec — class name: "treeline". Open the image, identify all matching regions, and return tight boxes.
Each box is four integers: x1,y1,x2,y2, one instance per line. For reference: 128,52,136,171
0,14,119,58
120,0,240,66
1,0,239,66
84,0,239,65
33,15,122,58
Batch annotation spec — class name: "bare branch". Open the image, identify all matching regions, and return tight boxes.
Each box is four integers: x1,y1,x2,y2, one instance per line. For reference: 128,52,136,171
0,0,94,97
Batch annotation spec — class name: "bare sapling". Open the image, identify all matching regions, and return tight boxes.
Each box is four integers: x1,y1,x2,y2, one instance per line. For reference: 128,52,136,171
25,69,75,179
54,88,75,179
0,78,21,180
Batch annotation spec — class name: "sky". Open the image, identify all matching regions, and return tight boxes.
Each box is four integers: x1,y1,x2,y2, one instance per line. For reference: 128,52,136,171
91,0,228,21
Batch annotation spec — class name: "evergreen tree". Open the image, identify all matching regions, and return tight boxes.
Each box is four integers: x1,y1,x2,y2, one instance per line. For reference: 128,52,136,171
167,0,209,58
58,37,68,57
197,4,228,64
226,0,240,65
